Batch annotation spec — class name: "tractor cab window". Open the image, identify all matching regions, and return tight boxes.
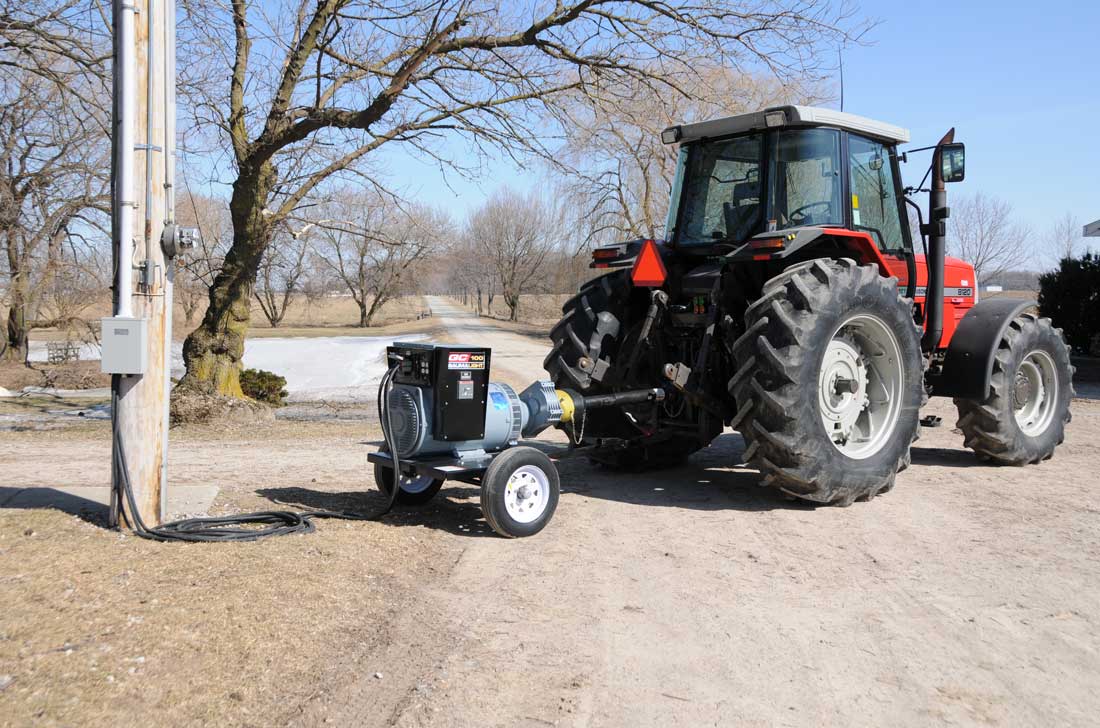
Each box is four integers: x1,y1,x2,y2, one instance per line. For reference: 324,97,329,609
672,133,764,246
848,134,906,254
767,128,843,230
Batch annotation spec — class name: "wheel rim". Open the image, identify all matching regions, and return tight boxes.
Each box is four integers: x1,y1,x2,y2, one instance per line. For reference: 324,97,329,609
503,465,550,524
387,471,435,494
1013,350,1058,436
818,314,904,460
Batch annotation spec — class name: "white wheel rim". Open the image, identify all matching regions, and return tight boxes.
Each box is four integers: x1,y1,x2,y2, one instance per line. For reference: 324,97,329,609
503,465,550,524
818,314,904,459
395,473,435,494
1014,350,1057,436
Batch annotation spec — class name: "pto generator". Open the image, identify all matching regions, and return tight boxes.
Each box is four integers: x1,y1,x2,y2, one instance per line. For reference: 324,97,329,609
370,342,664,537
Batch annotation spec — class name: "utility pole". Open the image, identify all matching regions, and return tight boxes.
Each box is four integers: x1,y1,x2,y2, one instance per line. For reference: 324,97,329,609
109,0,176,527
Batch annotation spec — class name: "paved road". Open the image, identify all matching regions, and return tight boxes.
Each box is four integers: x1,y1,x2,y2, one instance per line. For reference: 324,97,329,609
303,302,1100,728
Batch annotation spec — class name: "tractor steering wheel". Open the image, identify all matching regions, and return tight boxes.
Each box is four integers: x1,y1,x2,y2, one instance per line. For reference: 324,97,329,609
788,201,832,226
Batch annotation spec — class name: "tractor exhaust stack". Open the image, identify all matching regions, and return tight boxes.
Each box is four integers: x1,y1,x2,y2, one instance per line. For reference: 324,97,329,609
921,128,955,352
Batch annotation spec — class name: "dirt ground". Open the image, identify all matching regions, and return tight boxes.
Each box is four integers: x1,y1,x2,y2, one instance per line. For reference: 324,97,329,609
2,299,1100,726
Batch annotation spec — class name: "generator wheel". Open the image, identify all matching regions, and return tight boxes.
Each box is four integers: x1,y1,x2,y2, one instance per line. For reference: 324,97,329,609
545,271,715,466
729,259,924,505
955,313,1074,464
480,447,559,538
373,454,444,506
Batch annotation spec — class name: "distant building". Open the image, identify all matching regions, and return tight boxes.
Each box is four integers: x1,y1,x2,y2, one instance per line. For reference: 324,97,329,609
1085,219,1100,237
984,285,1004,293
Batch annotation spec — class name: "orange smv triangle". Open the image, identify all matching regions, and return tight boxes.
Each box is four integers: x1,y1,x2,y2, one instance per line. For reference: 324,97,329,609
631,239,667,287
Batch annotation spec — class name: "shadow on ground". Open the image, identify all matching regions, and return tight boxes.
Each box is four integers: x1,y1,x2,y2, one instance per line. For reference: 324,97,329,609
260,432,1015,537
256,484,500,538
0,486,108,525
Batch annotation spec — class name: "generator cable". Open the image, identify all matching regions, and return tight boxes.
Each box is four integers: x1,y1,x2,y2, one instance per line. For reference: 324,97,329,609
110,360,404,542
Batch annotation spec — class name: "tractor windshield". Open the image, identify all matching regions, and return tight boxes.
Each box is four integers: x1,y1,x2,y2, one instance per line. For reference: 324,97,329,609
766,128,843,230
670,127,845,246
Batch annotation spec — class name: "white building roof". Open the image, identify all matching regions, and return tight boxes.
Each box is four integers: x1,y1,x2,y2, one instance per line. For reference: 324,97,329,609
667,105,911,146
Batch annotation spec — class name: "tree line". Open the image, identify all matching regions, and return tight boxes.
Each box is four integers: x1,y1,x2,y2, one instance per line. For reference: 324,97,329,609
2,0,1094,388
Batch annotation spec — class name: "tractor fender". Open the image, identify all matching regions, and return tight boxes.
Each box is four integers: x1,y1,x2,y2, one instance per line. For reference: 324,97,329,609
928,297,1036,399
727,227,893,276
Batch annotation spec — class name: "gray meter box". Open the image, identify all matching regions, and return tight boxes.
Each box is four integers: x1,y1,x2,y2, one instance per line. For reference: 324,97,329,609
100,317,148,375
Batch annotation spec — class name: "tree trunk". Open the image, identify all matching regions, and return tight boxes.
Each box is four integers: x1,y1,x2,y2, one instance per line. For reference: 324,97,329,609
361,294,385,327
4,274,29,364
506,293,519,322
476,286,483,316
178,166,274,398
4,281,29,362
357,298,369,327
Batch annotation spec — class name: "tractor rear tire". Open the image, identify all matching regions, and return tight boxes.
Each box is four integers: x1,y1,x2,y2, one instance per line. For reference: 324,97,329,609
545,271,714,467
954,313,1073,464
729,259,924,505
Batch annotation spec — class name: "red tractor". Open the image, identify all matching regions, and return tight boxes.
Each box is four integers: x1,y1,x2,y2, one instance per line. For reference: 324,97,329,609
547,106,1074,505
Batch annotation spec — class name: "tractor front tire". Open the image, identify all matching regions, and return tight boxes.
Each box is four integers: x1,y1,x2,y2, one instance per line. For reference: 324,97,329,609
955,313,1073,464
729,259,924,505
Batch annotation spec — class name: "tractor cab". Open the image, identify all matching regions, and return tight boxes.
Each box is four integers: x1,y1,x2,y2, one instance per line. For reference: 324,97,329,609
663,105,912,256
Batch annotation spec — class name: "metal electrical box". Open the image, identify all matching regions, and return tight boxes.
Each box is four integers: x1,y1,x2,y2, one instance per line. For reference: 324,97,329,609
100,317,148,375
388,342,491,441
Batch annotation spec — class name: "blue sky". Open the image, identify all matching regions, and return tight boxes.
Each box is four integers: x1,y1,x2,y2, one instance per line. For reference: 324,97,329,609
385,0,1099,244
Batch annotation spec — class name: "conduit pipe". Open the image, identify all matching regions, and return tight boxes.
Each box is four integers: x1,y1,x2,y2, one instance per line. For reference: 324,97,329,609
114,0,137,317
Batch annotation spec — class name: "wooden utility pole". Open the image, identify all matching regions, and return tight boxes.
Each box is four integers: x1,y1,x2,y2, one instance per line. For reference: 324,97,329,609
110,0,174,527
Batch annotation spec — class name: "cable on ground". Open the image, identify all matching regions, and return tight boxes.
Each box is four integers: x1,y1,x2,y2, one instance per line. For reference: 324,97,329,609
111,358,404,542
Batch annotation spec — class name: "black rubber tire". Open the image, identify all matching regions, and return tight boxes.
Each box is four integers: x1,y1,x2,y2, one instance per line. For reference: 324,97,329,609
728,259,924,505
480,447,560,538
545,271,715,465
372,458,444,506
954,313,1074,464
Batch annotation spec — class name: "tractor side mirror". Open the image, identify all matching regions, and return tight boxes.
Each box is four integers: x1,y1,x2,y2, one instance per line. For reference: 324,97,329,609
940,142,965,183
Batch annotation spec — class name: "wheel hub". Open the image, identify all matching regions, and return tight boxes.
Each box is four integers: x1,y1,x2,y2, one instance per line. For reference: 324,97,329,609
819,336,870,442
817,315,905,460
1013,351,1057,436
504,466,550,524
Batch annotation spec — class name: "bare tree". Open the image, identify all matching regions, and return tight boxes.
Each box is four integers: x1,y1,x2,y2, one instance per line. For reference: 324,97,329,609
299,254,336,324
947,193,1033,285
175,0,865,397
254,223,311,328
558,70,827,243
313,192,442,327
0,0,109,362
467,188,557,322
0,68,108,362
175,190,231,325
1047,212,1083,263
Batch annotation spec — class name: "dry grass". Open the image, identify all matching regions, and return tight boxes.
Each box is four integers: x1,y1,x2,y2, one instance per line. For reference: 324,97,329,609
0,361,109,391
0,420,458,727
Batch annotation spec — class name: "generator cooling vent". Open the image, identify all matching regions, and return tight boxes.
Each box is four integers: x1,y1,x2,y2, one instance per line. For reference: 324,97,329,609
386,386,426,457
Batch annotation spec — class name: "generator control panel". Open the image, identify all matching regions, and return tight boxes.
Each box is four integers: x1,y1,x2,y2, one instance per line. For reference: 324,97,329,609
387,342,492,441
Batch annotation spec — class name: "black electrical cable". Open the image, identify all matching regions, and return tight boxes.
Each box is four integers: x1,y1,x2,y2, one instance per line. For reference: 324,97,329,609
110,359,405,542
